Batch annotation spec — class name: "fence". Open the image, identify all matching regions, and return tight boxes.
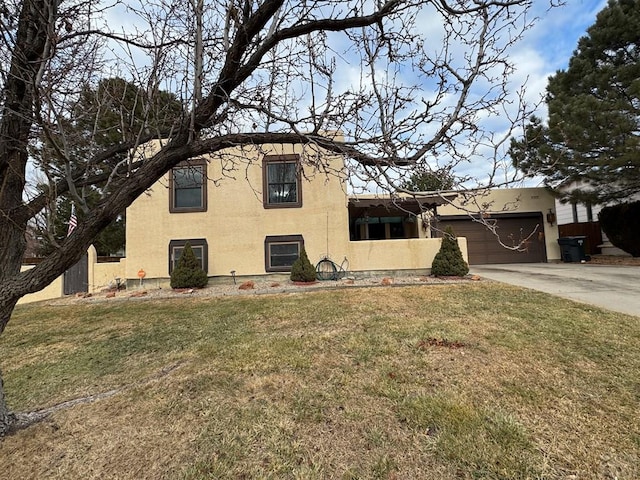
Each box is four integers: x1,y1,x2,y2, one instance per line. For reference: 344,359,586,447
17,246,126,305
558,222,603,255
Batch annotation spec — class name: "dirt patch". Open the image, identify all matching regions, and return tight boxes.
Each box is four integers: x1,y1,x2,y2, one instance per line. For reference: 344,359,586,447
417,337,465,350
588,255,640,266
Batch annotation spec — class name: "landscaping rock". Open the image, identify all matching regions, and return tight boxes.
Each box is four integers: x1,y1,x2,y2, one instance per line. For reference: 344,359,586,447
239,280,255,290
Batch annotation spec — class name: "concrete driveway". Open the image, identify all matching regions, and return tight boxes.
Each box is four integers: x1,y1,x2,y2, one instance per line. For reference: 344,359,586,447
470,263,640,317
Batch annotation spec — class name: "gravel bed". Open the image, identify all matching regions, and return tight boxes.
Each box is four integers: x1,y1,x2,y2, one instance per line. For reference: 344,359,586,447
48,274,479,305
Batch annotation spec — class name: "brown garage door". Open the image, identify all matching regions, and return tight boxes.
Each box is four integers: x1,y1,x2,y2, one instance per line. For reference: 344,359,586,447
439,214,547,265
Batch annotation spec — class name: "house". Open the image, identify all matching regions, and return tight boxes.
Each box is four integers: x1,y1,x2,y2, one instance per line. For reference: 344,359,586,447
437,188,560,265
124,139,561,288
555,181,634,256
18,139,561,304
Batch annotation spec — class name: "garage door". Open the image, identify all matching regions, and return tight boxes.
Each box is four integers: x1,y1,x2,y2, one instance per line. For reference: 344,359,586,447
439,215,547,265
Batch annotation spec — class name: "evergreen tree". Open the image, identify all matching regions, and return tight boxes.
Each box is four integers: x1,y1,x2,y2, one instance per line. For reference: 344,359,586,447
510,0,640,203
170,243,209,289
290,247,317,282
431,226,469,277
400,167,455,192
32,78,182,256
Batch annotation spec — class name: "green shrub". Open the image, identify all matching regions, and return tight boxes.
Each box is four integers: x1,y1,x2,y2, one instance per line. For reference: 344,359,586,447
170,242,209,288
290,246,317,282
599,201,640,257
431,226,469,277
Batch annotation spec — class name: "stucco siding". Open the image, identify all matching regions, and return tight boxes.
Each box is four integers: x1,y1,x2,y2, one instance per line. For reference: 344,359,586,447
17,266,64,305
347,238,467,272
438,188,560,262
126,142,350,280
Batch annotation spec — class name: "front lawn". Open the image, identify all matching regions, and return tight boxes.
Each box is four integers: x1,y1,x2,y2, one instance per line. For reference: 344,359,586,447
1,284,638,479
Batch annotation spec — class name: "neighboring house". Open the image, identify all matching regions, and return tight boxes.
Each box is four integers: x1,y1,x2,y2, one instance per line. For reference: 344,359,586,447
555,181,634,256
124,139,560,287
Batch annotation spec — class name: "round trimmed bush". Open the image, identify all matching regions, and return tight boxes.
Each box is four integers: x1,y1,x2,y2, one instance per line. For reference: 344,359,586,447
599,201,640,257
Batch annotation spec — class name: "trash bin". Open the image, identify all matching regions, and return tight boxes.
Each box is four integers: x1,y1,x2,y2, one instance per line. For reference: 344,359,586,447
557,236,588,263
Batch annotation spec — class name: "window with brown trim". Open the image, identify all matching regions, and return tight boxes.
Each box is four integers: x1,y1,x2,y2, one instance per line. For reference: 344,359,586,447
262,155,302,208
169,239,208,274
169,160,207,212
264,235,304,272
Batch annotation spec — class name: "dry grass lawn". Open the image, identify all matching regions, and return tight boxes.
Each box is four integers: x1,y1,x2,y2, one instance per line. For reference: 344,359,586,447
1,283,638,479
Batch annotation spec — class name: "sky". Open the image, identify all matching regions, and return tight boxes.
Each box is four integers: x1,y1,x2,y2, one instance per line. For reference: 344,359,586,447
345,0,610,192
508,0,607,115
24,0,611,195
440,0,609,188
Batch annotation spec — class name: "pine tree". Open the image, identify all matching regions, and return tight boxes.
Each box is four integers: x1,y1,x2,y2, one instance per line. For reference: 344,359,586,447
431,226,469,277
170,243,208,288
400,167,455,192
510,0,640,203
290,247,317,282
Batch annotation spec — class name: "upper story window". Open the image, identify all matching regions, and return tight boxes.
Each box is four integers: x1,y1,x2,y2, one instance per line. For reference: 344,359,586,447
263,154,302,208
170,160,207,213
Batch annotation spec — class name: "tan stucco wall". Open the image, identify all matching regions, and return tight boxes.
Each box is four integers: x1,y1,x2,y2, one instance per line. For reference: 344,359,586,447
92,260,126,292
438,187,560,261
17,266,63,305
126,142,352,282
17,246,126,304
127,145,554,281
346,237,468,273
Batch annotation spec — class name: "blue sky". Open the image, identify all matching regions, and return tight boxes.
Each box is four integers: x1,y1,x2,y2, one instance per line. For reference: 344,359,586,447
434,0,610,188
25,1,610,194
514,0,607,107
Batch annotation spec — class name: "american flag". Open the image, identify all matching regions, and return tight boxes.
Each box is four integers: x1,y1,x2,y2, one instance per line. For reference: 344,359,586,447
67,204,77,236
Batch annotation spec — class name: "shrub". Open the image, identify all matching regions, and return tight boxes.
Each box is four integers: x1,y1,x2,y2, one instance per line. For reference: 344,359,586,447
290,246,317,282
599,201,640,257
170,242,209,288
431,226,469,276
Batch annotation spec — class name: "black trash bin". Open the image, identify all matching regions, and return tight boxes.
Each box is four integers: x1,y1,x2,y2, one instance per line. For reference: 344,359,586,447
557,236,588,263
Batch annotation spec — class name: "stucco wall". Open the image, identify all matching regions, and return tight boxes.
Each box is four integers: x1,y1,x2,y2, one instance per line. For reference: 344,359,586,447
17,246,126,305
92,259,126,292
346,237,468,273
127,144,558,280
126,142,351,281
438,187,561,261
17,265,64,305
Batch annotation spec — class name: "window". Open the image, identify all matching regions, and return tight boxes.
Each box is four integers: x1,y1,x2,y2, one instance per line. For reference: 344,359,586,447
263,155,302,208
170,160,207,212
264,235,304,272
586,202,593,222
169,239,208,274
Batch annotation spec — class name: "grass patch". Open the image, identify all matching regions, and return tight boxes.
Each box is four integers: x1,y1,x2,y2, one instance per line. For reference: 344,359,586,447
397,393,537,478
1,284,639,479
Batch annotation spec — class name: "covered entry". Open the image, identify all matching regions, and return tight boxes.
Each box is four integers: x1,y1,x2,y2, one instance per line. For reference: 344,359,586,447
439,214,547,264
348,194,457,241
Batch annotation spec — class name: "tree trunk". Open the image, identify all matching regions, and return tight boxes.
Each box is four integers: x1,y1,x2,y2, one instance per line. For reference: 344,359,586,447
0,0,54,436
0,370,15,436
0,299,19,436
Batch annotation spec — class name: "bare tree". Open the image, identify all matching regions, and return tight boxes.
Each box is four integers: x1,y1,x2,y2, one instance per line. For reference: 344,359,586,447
0,0,555,435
